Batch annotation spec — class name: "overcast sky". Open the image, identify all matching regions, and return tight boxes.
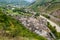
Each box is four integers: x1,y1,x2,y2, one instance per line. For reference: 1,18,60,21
25,0,35,3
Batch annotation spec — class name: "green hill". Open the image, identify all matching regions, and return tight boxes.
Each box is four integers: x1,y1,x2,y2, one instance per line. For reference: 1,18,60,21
30,0,60,12
0,9,47,40
0,0,33,7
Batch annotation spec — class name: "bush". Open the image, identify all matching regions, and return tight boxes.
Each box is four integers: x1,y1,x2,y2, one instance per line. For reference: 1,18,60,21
42,14,50,19
47,22,60,39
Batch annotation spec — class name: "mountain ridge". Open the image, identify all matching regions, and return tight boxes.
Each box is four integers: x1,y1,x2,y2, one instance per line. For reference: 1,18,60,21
0,0,35,7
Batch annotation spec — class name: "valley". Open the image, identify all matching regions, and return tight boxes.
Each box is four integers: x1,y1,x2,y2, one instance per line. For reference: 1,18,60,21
0,0,60,40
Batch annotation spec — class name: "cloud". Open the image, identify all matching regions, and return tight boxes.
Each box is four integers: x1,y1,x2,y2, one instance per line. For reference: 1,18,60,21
25,0,35,3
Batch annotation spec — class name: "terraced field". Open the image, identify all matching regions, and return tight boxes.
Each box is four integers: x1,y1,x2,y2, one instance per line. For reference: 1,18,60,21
46,2,60,13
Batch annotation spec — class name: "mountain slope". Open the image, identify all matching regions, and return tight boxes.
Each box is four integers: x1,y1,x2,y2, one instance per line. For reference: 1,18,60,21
30,0,60,12
0,8,47,40
0,0,33,7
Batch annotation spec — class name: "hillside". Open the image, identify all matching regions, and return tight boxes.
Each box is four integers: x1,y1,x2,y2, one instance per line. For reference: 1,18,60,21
30,0,60,12
0,0,35,7
0,8,47,40
0,0,60,40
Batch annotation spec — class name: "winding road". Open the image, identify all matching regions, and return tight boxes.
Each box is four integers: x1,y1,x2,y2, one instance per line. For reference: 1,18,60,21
40,15,60,32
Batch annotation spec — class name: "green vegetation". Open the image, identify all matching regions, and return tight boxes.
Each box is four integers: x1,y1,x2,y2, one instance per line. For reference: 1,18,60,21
12,8,32,17
30,0,60,12
35,13,40,16
13,8,26,13
42,14,50,19
34,12,40,18
0,9,47,40
47,22,60,39
46,2,60,12
0,0,60,40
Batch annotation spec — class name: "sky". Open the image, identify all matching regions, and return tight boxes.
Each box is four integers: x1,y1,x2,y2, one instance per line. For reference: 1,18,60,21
25,0,35,3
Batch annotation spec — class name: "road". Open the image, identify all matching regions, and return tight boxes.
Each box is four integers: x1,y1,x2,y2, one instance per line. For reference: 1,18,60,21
40,15,60,32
